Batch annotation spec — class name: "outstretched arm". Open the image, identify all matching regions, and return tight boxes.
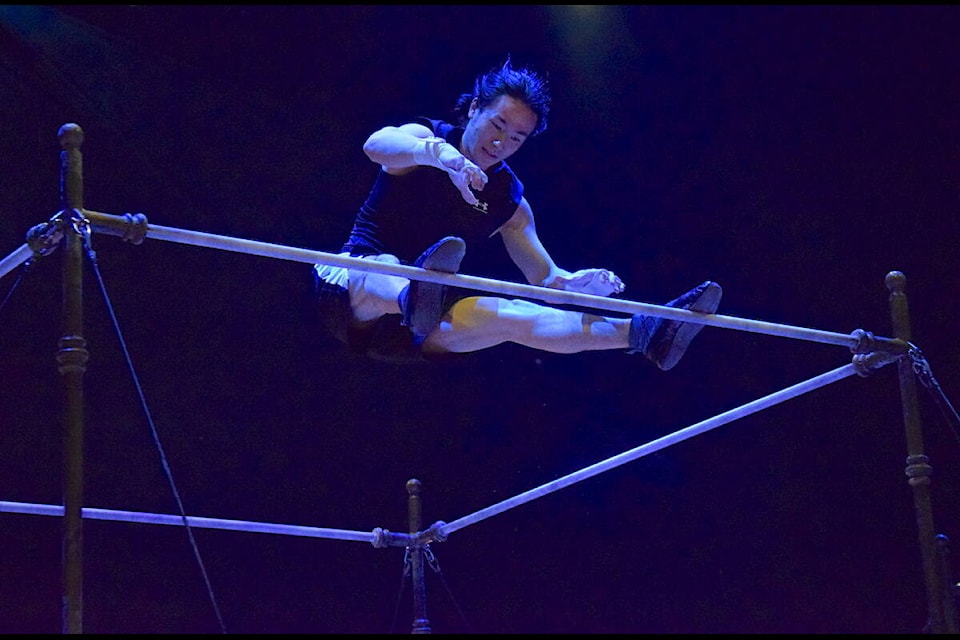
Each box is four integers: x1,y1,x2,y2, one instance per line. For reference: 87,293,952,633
498,198,625,296
362,123,487,205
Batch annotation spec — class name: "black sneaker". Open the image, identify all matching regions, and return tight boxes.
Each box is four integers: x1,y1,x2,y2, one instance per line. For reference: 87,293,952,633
398,236,466,337
628,281,722,371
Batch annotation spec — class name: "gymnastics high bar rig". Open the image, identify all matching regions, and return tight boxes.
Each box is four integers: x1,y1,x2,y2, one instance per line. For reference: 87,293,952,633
1,124,957,634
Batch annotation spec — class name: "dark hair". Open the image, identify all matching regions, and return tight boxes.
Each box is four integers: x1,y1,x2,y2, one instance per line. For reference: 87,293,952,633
453,56,551,137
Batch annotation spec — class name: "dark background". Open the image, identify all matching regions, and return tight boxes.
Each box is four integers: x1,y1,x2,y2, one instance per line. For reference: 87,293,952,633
1,5,959,634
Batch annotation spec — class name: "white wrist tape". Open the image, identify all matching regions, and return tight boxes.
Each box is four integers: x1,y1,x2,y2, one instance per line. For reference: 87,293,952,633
411,136,458,169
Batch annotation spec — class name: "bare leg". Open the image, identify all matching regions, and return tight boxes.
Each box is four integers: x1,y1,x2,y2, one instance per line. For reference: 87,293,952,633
347,255,405,322
421,296,629,355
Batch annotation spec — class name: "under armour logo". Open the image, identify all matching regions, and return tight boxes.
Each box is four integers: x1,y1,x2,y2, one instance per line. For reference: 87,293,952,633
472,200,489,214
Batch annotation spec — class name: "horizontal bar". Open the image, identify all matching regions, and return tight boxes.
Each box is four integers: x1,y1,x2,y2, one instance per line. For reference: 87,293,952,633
1,354,899,546
0,243,33,280
0,501,377,543
441,361,867,537
80,209,868,350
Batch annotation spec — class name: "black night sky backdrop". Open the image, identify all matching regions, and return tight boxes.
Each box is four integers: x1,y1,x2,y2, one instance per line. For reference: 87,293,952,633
1,5,959,634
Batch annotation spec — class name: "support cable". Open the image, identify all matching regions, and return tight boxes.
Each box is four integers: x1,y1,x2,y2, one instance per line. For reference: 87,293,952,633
908,344,960,447
78,214,227,634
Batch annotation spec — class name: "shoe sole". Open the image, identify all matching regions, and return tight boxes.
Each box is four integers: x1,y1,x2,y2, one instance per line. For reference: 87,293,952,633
408,238,465,336
657,281,722,371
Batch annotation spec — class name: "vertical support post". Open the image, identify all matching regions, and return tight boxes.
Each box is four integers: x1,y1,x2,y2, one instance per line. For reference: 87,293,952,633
936,535,959,631
407,478,431,634
885,270,953,633
57,123,88,635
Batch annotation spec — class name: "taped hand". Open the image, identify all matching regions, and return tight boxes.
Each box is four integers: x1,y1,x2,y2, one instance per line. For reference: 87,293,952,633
445,158,488,206
554,268,626,297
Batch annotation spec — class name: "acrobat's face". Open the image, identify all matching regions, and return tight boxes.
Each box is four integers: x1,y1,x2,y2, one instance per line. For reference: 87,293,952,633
461,94,537,171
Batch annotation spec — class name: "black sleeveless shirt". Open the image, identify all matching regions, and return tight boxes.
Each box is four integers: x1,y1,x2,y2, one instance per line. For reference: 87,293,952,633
342,118,524,279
